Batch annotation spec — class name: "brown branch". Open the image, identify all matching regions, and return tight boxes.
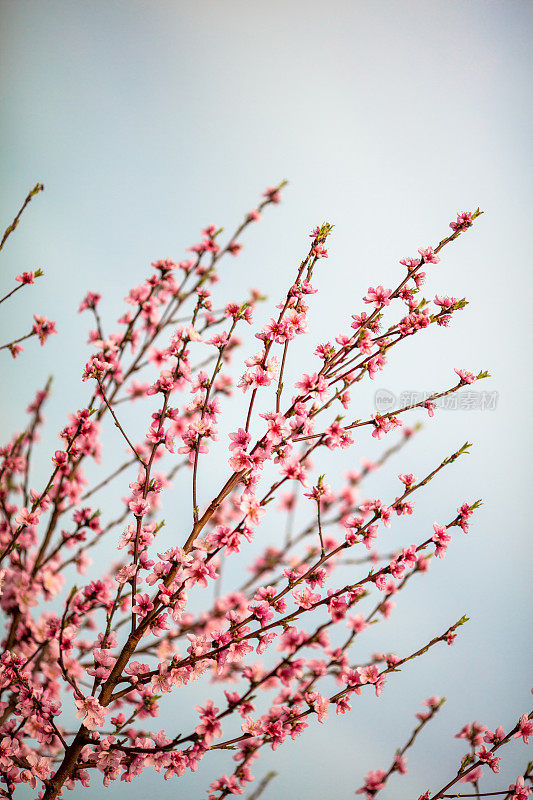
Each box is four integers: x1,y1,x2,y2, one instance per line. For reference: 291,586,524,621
0,182,44,253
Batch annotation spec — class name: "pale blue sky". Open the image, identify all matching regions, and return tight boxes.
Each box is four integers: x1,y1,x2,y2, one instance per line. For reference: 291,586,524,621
1,2,532,798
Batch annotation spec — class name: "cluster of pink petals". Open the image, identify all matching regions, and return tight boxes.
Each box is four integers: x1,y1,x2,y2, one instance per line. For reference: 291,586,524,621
363,285,392,308
31,314,57,345
15,271,36,284
2,196,516,800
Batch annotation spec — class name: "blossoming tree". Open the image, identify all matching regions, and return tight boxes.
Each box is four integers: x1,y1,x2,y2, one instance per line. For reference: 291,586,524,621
0,183,530,799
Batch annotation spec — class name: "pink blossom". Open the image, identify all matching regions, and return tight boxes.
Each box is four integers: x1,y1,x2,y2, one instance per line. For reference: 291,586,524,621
434,294,457,310
241,716,262,735
514,713,533,744
508,776,531,800
312,242,328,258
14,506,41,527
460,766,484,784
227,241,243,256
328,593,348,621
432,522,451,558
450,211,473,231
305,691,329,722
484,725,505,744
195,699,222,745
292,587,321,609
132,593,154,617
263,185,281,203
239,496,265,524
356,769,387,796
21,753,52,787
52,449,68,469
455,721,487,745
78,291,102,311
74,694,107,730
261,412,289,445
16,270,35,284
229,448,253,472
229,428,251,450
294,372,328,400
9,342,24,357
347,613,368,633
418,246,440,264
372,413,401,439
129,497,150,517
400,256,422,269
476,745,501,772
425,400,436,417
454,367,477,384
363,285,392,308
32,314,57,344
394,753,407,774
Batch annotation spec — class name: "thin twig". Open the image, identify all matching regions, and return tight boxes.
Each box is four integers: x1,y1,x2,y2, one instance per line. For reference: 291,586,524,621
0,182,44,252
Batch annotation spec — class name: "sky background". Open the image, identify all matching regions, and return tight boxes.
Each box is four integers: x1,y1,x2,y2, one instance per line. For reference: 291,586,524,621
1,1,532,798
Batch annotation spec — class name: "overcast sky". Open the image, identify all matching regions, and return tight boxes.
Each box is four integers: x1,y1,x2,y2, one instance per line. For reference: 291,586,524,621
1,2,532,799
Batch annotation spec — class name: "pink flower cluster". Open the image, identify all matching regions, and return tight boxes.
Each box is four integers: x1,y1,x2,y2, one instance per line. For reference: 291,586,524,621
0,188,527,800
